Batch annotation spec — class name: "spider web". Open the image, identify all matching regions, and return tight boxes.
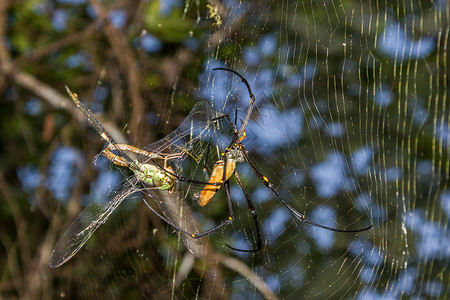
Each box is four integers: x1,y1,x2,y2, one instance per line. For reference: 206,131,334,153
5,0,448,299
180,1,447,298
56,1,447,299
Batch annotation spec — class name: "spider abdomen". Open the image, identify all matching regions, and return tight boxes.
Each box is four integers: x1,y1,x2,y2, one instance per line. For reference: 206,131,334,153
196,159,236,206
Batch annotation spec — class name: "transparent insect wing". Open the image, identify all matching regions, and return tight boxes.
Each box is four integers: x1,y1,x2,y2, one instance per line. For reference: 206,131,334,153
142,101,223,156
49,180,137,268
145,188,206,257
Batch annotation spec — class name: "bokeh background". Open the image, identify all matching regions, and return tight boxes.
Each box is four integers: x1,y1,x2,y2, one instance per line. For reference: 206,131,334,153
0,0,448,299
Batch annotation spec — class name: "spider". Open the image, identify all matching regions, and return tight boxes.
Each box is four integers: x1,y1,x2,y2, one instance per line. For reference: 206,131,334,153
191,68,373,249
52,68,373,268
107,67,373,252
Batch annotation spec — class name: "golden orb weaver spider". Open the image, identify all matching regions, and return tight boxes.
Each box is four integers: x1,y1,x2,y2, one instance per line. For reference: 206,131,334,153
130,67,373,252
50,68,373,268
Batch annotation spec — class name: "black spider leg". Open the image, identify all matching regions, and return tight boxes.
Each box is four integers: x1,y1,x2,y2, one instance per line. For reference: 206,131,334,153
240,149,374,233
202,137,213,180
204,68,372,234
212,67,256,143
213,107,261,252
140,68,260,242
154,67,261,248
147,67,255,185
147,113,245,242
141,159,235,239
194,179,234,238
140,181,234,239
134,156,237,240
213,141,235,236
140,188,199,238
224,171,262,252
199,107,261,252
66,87,222,250
212,113,240,140
149,112,239,186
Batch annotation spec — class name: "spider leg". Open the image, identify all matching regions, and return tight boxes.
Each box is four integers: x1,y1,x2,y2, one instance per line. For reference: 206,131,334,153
212,113,240,136
212,68,256,143
141,181,234,240
141,193,198,238
202,137,213,180
224,171,262,252
240,149,373,233
190,179,234,238
141,160,238,243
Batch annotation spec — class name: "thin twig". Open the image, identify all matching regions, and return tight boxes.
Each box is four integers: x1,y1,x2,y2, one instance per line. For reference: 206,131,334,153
214,253,278,300
16,22,98,65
